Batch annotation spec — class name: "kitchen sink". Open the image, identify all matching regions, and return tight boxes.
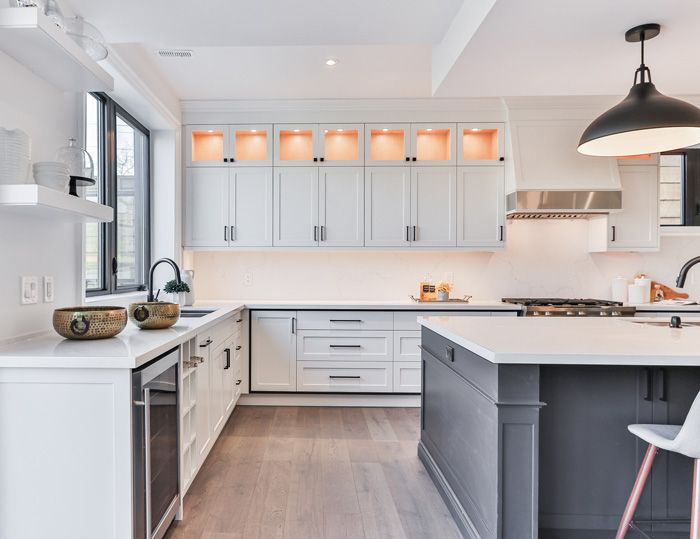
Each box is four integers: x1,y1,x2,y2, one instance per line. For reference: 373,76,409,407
180,309,215,318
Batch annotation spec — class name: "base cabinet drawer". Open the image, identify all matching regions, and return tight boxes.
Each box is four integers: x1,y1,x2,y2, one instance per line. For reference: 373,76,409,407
297,330,393,362
297,311,393,330
296,361,393,392
393,361,421,393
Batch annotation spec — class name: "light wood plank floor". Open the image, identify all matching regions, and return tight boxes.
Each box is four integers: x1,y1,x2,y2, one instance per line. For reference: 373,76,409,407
165,406,462,539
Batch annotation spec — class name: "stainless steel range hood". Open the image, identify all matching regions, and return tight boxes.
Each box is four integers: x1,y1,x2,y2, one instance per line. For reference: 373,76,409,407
505,119,623,218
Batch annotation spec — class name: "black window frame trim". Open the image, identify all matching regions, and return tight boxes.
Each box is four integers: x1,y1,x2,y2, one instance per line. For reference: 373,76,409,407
661,149,700,228
85,92,151,297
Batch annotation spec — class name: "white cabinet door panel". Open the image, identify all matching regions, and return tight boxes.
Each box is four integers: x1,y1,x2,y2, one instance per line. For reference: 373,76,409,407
457,166,505,247
210,342,226,435
251,311,297,391
319,167,364,247
273,167,319,246
184,168,229,247
230,167,273,246
394,331,421,361
194,338,212,460
608,166,659,250
393,362,421,393
410,167,456,247
364,166,411,247
296,331,393,362
296,361,393,392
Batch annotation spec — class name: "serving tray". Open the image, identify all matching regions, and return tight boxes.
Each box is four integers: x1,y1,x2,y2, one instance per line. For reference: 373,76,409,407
409,295,472,304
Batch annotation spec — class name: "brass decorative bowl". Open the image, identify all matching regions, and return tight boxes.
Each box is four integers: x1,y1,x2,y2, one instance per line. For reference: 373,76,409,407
128,302,180,329
53,306,127,340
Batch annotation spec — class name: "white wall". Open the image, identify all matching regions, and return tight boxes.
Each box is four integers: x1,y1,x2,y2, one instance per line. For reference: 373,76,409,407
0,51,81,341
191,220,700,302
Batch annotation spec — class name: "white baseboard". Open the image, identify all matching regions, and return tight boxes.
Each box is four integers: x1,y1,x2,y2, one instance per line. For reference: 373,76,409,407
238,393,421,407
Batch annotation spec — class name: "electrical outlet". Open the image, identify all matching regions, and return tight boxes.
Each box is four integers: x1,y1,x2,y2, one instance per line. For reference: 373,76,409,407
21,276,38,305
244,272,253,286
43,276,54,303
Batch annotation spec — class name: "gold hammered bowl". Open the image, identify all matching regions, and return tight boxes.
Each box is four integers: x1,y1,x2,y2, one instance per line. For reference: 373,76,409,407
128,302,180,329
53,306,127,340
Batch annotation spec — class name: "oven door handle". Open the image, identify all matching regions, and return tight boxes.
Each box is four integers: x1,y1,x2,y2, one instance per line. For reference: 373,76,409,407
143,387,152,539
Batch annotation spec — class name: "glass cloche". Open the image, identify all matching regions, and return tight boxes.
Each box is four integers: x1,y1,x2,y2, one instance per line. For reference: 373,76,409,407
55,138,96,196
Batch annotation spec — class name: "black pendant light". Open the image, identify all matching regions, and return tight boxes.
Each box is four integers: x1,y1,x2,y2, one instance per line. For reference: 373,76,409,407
578,23,700,156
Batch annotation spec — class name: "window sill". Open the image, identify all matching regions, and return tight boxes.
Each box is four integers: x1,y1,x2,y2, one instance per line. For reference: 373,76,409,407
85,290,147,305
660,226,700,237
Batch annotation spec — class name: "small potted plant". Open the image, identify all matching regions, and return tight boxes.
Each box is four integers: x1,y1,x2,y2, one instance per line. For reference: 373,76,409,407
436,282,451,301
163,280,190,306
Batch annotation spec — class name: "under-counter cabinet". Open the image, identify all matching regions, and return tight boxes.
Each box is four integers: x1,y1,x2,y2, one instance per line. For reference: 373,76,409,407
588,165,659,252
273,166,364,247
251,311,298,391
364,166,456,247
186,124,273,167
457,166,505,247
184,167,273,247
274,124,364,166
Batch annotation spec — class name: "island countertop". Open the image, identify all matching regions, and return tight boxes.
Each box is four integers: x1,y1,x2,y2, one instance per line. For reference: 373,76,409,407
419,315,700,366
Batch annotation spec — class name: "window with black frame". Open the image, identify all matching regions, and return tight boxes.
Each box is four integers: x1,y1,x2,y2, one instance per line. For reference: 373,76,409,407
85,93,151,296
660,149,700,227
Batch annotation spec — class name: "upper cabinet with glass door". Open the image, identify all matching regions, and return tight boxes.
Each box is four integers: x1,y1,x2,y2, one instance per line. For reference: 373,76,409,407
457,123,505,166
274,124,319,166
186,124,273,167
410,123,456,166
318,124,364,166
364,124,410,166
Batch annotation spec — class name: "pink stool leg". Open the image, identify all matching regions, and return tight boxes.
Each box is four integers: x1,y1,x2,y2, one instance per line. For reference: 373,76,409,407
615,443,658,539
692,459,700,539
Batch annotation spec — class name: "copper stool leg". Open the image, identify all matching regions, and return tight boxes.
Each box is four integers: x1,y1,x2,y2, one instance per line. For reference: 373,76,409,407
616,444,658,539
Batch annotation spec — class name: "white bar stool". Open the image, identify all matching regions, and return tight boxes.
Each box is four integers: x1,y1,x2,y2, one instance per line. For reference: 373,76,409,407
616,391,700,538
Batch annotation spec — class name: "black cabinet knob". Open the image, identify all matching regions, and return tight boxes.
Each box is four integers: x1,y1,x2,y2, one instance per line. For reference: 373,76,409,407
313,157,318,162
231,157,235,162
412,157,417,161
499,157,505,162
223,157,229,163
405,157,410,161
320,157,325,162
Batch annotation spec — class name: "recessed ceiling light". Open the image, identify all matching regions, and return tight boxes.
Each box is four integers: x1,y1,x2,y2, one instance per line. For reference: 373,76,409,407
382,128,389,132
471,128,480,132
325,58,338,66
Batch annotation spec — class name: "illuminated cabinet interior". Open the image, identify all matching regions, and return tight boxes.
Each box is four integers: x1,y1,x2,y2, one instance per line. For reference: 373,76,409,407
234,129,268,162
416,128,451,162
369,128,406,162
191,129,225,163
322,128,359,161
278,129,314,161
461,126,500,162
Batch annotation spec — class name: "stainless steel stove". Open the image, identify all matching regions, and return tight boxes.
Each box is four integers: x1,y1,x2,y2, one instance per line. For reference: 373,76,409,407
502,298,636,317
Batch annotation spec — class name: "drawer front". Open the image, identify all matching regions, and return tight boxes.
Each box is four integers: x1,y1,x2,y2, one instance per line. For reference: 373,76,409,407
394,330,421,361
296,311,393,330
393,361,421,393
394,311,490,331
297,361,393,392
297,330,393,362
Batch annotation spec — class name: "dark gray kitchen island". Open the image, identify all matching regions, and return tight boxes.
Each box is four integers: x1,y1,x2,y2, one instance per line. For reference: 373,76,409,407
418,315,700,539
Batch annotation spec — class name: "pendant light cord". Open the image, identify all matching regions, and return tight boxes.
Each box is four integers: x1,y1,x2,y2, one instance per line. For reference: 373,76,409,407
634,30,652,84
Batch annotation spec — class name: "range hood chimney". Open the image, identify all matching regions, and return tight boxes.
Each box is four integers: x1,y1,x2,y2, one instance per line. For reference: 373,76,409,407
505,119,623,218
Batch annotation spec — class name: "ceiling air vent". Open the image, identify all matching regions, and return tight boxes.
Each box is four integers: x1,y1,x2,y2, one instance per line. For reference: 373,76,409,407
157,49,193,59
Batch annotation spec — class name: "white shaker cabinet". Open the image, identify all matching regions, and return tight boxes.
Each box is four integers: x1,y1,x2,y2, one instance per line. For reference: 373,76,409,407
251,311,298,392
184,168,229,247
210,341,226,435
457,166,505,247
273,167,319,246
589,165,659,252
194,334,213,461
319,167,364,247
364,166,411,246
410,167,456,246
229,167,273,246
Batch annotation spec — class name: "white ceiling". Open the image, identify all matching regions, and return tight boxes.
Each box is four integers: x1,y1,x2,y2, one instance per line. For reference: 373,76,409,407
64,0,700,100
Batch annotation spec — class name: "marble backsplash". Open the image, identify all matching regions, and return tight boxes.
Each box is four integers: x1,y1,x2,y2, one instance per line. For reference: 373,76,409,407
192,219,700,302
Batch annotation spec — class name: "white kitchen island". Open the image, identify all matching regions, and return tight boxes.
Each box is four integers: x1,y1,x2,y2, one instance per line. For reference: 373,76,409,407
418,315,700,539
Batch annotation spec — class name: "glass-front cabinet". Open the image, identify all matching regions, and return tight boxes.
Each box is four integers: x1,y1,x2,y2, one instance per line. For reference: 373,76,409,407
274,124,317,165
274,124,364,166
364,124,410,165
318,124,364,166
187,124,272,166
457,123,505,166
410,123,456,166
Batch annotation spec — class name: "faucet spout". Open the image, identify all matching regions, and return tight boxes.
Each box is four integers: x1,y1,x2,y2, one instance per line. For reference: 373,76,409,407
676,255,700,288
147,258,182,302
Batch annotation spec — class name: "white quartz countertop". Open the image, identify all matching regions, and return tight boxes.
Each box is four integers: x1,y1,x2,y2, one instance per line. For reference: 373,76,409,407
199,299,521,311
419,315,700,366
0,304,245,369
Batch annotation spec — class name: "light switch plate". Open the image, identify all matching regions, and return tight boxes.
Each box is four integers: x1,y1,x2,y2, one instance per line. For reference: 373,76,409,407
43,276,54,303
21,276,38,305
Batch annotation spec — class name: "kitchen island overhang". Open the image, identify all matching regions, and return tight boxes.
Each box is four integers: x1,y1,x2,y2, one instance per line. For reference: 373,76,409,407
418,315,700,539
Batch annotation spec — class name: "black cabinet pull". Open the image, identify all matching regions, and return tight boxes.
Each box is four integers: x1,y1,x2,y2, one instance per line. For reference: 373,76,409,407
236,318,242,323
499,225,504,242
231,157,235,162
329,344,362,349
235,345,242,351
313,157,318,162
658,368,667,401
406,225,410,241
405,157,410,161
223,157,229,163
499,157,505,162
224,348,231,369
611,225,616,242
291,317,296,334
320,157,325,162
412,225,417,241
446,346,455,363
224,226,228,242
329,375,361,379
329,319,363,323
412,157,417,161
236,380,242,385
313,225,319,242
643,367,653,401
199,338,212,348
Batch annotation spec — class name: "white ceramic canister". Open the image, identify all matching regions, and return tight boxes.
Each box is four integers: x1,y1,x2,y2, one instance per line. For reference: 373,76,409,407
611,277,629,303
628,283,648,305
634,276,652,304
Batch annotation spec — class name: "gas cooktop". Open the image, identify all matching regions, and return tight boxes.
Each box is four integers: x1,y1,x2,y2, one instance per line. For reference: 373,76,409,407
502,298,636,317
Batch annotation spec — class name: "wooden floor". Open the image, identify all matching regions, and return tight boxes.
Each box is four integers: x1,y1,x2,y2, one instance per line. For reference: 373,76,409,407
165,406,462,539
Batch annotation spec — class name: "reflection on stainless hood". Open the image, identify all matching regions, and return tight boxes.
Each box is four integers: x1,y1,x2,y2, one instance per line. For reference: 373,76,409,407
506,190,622,219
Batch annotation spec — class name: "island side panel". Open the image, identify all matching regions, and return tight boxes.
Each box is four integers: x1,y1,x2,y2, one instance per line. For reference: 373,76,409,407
419,327,541,539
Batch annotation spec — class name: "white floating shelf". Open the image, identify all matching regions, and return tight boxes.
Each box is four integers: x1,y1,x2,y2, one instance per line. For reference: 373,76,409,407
0,7,113,92
0,184,113,222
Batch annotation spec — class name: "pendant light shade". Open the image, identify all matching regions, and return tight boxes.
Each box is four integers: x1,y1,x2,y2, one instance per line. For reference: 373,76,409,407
578,24,700,157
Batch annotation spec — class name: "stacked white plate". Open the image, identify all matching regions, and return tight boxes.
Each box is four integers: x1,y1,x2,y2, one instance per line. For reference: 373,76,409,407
33,162,69,192
0,128,31,185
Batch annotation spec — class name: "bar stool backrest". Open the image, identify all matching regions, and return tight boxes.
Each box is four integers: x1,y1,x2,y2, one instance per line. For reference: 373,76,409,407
676,390,700,459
